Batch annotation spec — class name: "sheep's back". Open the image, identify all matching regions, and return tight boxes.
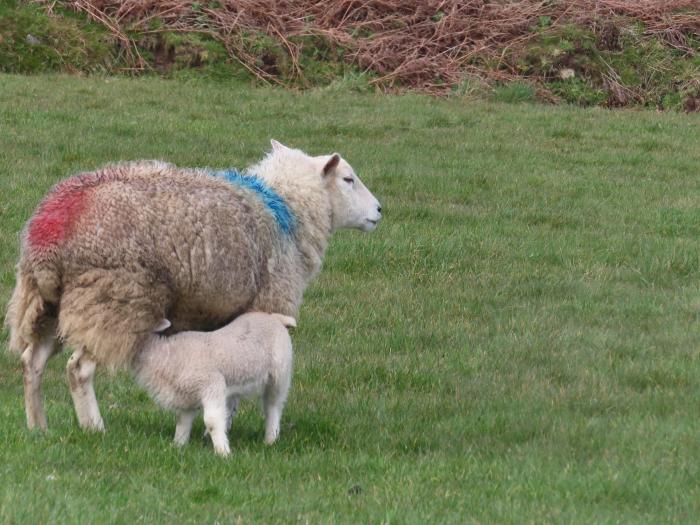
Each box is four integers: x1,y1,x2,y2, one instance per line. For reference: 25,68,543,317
74,172,272,320
29,162,281,368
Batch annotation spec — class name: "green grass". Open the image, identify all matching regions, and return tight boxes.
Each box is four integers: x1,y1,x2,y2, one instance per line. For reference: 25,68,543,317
1,73,700,523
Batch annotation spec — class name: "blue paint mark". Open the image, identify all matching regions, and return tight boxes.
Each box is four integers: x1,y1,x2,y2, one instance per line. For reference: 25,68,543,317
212,169,295,235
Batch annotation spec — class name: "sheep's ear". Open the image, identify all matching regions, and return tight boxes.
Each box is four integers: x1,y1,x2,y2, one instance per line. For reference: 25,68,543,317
271,139,287,152
154,319,171,333
322,154,340,177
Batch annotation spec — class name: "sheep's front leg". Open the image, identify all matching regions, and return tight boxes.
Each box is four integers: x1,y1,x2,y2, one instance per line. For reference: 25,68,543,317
66,348,104,432
174,410,197,447
20,335,60,430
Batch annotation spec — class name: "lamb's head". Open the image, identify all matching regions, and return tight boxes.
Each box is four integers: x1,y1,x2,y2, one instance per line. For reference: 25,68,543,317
257,140,382,233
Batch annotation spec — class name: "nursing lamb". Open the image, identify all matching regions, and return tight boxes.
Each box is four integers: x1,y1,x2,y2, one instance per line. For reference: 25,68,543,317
133,312,296,456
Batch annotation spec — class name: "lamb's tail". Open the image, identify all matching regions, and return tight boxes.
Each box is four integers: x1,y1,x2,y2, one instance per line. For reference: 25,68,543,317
4,262,58,355
271,314,297,328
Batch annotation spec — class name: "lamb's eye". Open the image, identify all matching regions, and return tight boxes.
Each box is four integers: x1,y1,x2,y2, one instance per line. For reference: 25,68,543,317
343,177,354,184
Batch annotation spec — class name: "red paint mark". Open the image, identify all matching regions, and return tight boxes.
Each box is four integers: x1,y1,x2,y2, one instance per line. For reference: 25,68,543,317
27,173,105,251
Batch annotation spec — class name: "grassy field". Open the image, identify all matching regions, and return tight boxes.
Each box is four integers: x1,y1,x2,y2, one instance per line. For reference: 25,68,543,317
1,74,700,523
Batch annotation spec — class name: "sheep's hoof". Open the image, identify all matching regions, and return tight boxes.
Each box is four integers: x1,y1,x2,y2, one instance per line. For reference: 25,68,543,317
26,417,48,432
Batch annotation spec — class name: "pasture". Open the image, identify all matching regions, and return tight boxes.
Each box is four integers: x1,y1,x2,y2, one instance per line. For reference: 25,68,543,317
1,73,700,523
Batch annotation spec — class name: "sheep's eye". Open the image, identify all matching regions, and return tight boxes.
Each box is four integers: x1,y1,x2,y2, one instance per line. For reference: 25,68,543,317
343,177,354,184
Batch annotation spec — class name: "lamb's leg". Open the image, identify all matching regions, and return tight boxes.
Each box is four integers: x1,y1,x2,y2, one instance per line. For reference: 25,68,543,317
20,335,60,430
202,397,237,438
66,348,104,432
174,410,197,447
263,376,291,445
202,388,230,456
225,397,239,433
263,398,282,444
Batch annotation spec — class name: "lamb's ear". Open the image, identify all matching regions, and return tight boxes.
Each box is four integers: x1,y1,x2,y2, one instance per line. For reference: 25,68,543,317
271,139,287,152
153,319,171,333
322,154,341,177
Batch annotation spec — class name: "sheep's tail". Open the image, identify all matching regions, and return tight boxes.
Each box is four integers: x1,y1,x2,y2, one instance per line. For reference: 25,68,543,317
271,313,297,328
57,267,172,371
4,262,58,355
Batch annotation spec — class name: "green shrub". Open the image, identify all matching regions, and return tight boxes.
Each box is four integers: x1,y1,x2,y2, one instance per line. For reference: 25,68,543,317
550,77,608,106
0,0,115,73
515,21,700,108
135,30,252,82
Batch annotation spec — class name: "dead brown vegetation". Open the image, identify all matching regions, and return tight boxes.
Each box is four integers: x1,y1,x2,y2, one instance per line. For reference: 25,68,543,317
39,0,700,94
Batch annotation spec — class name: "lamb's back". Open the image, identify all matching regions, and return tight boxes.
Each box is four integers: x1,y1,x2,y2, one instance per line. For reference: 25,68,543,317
133,332,223,410
134,314,291,410
160,315,287,385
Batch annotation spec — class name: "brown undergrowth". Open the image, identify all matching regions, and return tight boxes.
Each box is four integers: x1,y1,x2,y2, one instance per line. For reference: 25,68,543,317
27,1,700,106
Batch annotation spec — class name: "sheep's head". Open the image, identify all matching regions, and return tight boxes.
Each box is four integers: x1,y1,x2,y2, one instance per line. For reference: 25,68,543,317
319,152,382,232
268,140,382,233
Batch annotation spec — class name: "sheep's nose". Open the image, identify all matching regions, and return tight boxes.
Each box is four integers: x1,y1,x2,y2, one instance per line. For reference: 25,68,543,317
377,205,382,214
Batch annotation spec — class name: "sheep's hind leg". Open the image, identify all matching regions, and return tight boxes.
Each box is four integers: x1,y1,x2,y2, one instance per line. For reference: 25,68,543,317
174,410,197,447
20,334,60,430
66,348,104,432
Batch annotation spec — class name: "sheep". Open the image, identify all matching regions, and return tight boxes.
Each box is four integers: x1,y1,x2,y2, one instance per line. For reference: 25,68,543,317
133,312,296,456
5,140,382,432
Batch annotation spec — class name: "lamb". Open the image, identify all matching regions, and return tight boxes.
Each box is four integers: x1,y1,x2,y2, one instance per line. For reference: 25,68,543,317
6,140,382,432
133,312,296,456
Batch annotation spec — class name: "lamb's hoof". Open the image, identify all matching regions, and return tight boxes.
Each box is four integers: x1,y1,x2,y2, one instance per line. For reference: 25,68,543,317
214,448,230,457
81,419,106,433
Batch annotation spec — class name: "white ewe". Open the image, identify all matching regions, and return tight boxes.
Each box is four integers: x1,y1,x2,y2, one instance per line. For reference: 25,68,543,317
6,140,381,432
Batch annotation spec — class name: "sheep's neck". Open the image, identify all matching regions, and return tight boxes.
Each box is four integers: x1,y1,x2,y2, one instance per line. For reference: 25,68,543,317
271,182,333,282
